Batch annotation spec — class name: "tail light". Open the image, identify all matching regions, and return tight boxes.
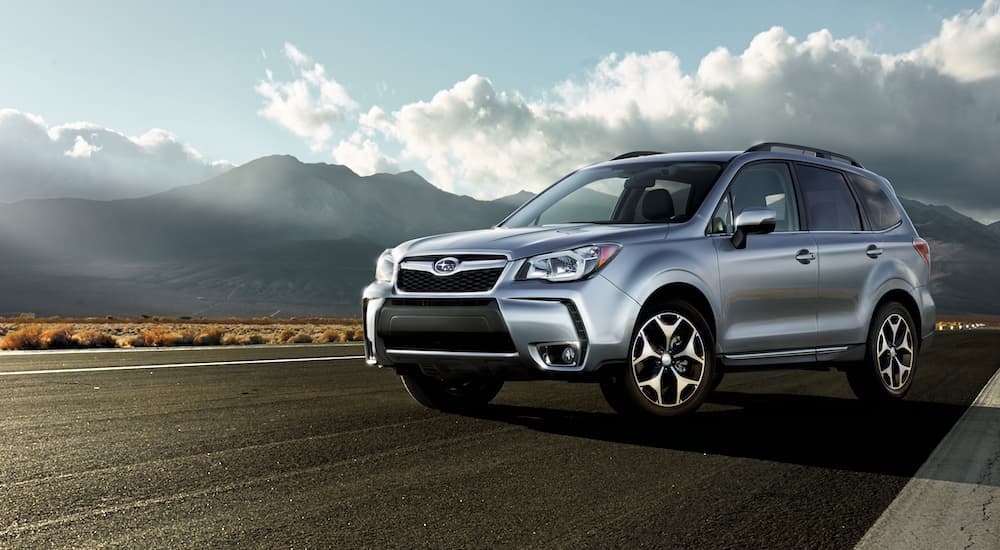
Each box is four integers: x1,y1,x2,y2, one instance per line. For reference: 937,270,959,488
913,238,931,274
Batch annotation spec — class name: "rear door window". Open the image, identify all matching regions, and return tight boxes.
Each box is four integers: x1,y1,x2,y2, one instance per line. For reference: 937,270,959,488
848,174,902,231
795,164,862,231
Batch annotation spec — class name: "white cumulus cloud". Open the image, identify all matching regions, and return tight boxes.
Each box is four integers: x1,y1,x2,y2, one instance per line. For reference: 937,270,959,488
302,0,1000,220
64,135,101,158
255,42,357,151
332,129,398,175
0,109,230,202
914,0,1000,81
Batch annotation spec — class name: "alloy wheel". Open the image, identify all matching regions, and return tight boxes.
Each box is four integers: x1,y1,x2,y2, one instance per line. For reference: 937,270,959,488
876,313,914,391
631,312,706,407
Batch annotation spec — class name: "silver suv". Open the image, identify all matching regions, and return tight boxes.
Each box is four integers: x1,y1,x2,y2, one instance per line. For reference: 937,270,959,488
362,143,935,417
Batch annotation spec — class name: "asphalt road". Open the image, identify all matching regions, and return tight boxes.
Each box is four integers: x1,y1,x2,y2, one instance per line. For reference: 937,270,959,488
0,333,997,548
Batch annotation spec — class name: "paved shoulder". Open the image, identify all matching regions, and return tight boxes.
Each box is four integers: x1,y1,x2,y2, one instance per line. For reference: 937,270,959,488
856,367,1000,549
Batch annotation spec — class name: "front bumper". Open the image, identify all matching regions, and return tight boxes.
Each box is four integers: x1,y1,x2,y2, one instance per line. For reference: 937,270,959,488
362,274,639,376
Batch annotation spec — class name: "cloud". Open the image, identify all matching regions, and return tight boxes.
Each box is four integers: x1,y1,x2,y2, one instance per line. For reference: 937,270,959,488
332,128,398,175
309,1,1000,221
255,42,357,151
914,0,1000,81
64,135,101,158
0,109,230,202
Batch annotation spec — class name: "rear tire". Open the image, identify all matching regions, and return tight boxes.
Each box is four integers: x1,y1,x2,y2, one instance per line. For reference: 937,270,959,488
603,299,716,417
399,371,504,412
847,302,917,402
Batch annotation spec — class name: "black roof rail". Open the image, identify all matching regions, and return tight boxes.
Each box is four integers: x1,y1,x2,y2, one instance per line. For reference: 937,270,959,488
610,150,663,161
745,142,863,168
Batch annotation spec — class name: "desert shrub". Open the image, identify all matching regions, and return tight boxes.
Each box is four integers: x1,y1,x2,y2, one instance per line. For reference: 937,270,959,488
287,332,313,344
315,328,346,344
0,326,43,350
72,330,117,348
193,327,224,346
40,326,75,349
346,326,364,341
221,333,265,346
118,335,146,348
277,328,296,343
143,327,185,347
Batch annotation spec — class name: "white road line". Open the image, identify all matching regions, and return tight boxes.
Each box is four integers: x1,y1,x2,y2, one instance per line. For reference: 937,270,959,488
856,368,1000,549
0,355,366,376
0,342,363,355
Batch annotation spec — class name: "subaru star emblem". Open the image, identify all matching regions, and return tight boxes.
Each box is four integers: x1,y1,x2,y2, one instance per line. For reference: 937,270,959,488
433,257,460,275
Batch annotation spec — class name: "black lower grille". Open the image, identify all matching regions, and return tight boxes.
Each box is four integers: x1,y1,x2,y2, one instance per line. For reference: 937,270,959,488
397,268,503,293
376,298,515,353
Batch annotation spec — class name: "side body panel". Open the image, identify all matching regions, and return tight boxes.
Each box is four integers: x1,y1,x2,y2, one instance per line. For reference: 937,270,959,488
713,233,819,353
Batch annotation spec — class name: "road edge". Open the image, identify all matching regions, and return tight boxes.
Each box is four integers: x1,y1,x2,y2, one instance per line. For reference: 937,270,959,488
0,342,363,356
855,366,1000,549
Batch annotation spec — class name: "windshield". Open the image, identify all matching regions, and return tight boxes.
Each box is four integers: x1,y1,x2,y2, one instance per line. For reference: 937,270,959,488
501,161,725,227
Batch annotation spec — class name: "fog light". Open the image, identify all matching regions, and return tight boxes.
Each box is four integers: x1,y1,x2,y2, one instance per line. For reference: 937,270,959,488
536,342,580,367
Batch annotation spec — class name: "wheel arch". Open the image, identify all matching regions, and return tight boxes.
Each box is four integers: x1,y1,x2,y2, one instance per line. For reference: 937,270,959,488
638,282,718,343
871,288,923,343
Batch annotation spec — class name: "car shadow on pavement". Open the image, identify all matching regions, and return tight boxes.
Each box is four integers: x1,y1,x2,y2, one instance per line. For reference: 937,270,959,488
473,391,998,485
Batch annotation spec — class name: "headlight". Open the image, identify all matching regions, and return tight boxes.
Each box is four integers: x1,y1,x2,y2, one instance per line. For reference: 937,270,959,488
375,250,395,283
516,244,621,282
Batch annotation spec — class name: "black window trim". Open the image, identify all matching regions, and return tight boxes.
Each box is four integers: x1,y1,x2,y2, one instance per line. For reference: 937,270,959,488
790,160,866,233
845,172,904,233
704,159,803,236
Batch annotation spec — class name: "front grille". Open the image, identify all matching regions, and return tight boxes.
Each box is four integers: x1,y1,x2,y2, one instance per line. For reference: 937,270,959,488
397,268,503,293
386,298,494,307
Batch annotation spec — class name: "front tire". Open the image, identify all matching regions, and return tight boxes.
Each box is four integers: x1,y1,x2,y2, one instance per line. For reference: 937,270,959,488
399,371,504,412
603,300,717,417
847,302,917,401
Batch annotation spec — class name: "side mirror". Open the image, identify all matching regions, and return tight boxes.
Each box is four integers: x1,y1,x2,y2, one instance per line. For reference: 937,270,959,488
731,207,777,249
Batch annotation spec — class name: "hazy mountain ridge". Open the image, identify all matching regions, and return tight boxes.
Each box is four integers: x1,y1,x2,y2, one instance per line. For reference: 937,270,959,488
898,199,1000,316
0,156,996,317
0,156,523,316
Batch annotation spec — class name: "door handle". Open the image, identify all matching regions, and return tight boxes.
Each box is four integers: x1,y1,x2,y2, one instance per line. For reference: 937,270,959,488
866,245,883,259
795,249,816,264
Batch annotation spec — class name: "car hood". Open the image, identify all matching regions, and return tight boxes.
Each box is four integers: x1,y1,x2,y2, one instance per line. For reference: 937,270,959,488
395,224,669,260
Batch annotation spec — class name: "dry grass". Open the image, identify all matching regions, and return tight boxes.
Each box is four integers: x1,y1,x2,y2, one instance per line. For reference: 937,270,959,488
0,326,43,350
71,329,117,348
141,327,186,347
315,326,364,343
40,326,74,348
221,333,266,346
286,332,313,344
0,318,363,351
193,327,224,346
316,328,347,344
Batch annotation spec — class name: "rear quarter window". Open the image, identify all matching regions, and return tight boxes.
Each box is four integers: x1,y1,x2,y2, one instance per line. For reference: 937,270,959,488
849,174,902,231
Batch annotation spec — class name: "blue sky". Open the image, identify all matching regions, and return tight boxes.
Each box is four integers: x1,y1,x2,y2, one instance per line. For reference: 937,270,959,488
0,0,982,163
1,0,999,221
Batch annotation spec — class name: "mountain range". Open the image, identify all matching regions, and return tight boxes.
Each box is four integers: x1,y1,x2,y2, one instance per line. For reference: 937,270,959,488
0,155,997,317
